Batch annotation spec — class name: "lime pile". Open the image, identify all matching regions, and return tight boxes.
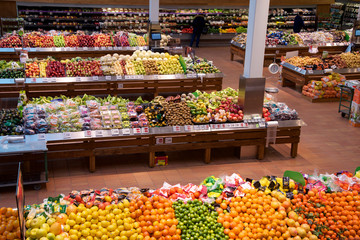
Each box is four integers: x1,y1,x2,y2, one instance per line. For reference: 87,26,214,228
173,200,228,240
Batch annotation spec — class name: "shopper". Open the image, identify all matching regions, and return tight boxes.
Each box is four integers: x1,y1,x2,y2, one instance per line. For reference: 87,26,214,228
190,11,207,48
293,12,305,33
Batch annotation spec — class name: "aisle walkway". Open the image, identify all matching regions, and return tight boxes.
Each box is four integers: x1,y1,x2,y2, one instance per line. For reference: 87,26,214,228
0,46,359,207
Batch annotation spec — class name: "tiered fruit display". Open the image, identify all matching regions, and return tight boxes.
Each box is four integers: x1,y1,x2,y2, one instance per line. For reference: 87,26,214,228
163,98,192,126
0,35,22,48
25,62,40,78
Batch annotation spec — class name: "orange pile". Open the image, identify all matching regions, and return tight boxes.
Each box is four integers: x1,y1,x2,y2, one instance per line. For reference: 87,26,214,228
0,207,20,240
130,195,181,240
292,189,360,240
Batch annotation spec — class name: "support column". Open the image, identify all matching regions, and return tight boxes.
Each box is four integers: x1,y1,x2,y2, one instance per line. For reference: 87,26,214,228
149,0,160,24
238,0,270,116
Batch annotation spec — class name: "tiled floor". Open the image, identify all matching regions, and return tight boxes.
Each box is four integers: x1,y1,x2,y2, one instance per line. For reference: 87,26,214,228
0,46,359,208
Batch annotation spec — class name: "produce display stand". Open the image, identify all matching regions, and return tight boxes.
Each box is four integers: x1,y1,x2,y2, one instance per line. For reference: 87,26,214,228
230,42,349,65
0,73,223,98
0,140,48,188
0,47,150,61
0,120,303,172
281,62,360,92
171,33,237,46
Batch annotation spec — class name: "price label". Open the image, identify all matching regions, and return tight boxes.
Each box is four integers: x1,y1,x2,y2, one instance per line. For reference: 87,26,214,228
67,12,70,16
200,125,209,130
38,134,46,141
156,138,164,144
308,70,314,74
184,125,192,131
15,78,25,84
51,78,57,83
142,127,149,134
165,137,172,144
94,47,100,50
187,74,197,78
125,75,131,79
84,19,87,23
230,123,236,128
234,123,241,128
84,130,92,137
122,128,131,135
92,76,99,80
152,75,159,79
221,124,226,129
63,132,71,139
105,76,111,80
79,13,82,16
41,18,44,22
108,47,113,50
125,46,131,50
172,126,181,132
118,83,123,89
133,128,141,134
101,47,106,50
76,77,81,82
42,78,48,83
193,125,200,130
95,130,103,137
83,47,88,50
116,75,122,80
111,129,120,136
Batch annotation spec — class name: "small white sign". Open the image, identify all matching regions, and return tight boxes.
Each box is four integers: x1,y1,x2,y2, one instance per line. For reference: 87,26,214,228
38,134,46,141
156,138,164,144
101,47,106,50
165,137,172,144
116,75,122,80
184,125,192,131
63,132,71,139
142,127,149,134
172,126,181,132
122,128,131,135
76,77,81,82
108,47,113,50
133,128,141,134
83,47,88,50
118,83,123,89
111,129,120,136
94,47,100,50
93,76,99,80
105,76,111,80
95,130,103,137
84,130,92,137
193,125,200,130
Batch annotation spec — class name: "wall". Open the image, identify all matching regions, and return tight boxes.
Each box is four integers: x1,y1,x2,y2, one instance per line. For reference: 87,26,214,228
0,1,18,18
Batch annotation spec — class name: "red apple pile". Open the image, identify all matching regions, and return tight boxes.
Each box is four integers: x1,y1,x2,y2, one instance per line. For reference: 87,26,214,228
214,98,244,122
46,61,65,78
64,35,79,47
66,60,103,77
77,35,94,47
263,107,271,121
39,35,55,48
25,62,40,78
93,34,113,47
0,35,22,48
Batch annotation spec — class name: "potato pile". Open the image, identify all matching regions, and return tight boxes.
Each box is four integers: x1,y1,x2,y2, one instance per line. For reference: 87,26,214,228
163,101,192,126
340,53,360,68
285,56,322,67
143,60,159,75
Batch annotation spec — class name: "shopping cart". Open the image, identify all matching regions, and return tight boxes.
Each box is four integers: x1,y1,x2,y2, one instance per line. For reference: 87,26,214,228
338,85,354,118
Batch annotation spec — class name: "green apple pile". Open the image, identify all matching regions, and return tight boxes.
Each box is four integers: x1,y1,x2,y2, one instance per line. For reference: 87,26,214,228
25,215,63,240
133,60,146,75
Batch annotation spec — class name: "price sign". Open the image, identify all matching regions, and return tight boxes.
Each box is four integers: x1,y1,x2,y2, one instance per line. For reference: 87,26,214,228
76,77,81,82
221,124,226,129
172,126,181,132
95,130,103,137
156,138,164,144
116,75,122,80
125,75,131,79
67,12,70,16
152,75,159,79
175,74,183,78
101,47,106,50
37,134,46,141
122,128,131,135
15,78,25,84
84,19,87,23
83,47,88,50
92,76,99,81
165,137,172,144
94,47,100,50
187,73,197,78
108,47,113,50
125,46,131,50
42,78,48,83
184,125,192,131
142,127,149,134
111,129,120,136
84,130,92,137
308,70,314,74
133,128,141,134
105,76,111,80
51,78,57,83
193,125,200,130
118,83,123,89
63,132,71,139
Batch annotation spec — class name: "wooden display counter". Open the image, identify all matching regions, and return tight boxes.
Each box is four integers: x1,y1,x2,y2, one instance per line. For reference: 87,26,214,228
281,62,360,88
0,73,223,98
230,43,348,65
0,120,303,172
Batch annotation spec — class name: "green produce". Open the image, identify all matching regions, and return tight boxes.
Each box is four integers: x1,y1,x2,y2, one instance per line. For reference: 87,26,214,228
53,36,65,47
173,199,228,240
0,109,23,135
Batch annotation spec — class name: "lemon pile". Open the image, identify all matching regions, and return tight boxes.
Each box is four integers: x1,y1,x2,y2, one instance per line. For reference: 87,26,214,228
64,199,143,240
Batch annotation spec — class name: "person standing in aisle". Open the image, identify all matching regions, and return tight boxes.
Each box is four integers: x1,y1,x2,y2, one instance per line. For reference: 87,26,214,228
190,11,207,48
293,12,306,33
